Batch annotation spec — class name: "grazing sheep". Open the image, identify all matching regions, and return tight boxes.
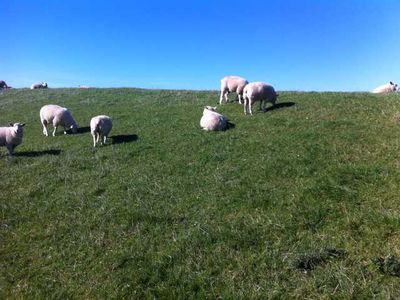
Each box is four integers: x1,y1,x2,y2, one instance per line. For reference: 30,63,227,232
0,80,9,89
220,76,249,105
243,82,278,115
90,115,112,147
0,123,25,155
372,81,398,94
31,82,48,89
40,104,78,136
200,106,228,131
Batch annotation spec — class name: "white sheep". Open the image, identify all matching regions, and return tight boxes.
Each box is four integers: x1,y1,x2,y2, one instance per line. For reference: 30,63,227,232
220,76,249,105
31,82,48,89
0,123,25,155
90,115,113,147
200,106,228,131
243,82,278,115
40,104,78,136
372,81,398,94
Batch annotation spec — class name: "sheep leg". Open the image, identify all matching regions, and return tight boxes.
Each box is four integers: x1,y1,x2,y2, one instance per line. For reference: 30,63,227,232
52,126,57,136
224,92,229,103
6,145,14,156
244,98,248,115
219,90,224,105
238,94,242,104
42,124,49,136
92,134,97,147
103,136,107,145
260,100,266,112
249,99,253,115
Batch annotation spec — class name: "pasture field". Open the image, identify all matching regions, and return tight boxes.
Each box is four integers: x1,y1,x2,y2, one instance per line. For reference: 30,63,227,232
1,88,400,298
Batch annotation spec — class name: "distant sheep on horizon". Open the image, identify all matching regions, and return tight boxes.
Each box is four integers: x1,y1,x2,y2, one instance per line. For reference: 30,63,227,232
31,82,48,89
372,81,398,94
220,76,248,105
0,80,10,89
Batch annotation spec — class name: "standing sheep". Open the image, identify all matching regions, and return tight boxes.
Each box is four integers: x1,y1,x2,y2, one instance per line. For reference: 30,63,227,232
200,106,228,131
90,115,113,147
243,82,278,115
372,81,398,94
0,80,10,89
31,82,48,89
0,123,25,155
220,76,249,105
40,104,78,136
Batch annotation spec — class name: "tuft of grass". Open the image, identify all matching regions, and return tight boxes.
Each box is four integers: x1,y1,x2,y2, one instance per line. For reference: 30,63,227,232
2,88,400,298
373,255,400,277
293,248,347,272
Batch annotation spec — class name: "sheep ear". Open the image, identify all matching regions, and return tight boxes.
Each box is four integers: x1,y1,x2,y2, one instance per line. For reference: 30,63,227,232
8,123,13,126
213,106,217,110
21,123,25,127
390,81,394,85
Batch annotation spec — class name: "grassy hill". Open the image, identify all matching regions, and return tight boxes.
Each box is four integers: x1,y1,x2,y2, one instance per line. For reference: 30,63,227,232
1,88,400,298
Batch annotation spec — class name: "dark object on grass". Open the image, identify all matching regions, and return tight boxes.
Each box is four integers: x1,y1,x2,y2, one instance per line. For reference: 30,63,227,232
76,126,91,134
14,149,62,157
263,101,296,112
111,134,138,144
293,248,347,272
373,255,400,277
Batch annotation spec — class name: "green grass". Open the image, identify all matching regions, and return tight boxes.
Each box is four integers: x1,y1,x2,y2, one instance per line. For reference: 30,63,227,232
1,88,400,298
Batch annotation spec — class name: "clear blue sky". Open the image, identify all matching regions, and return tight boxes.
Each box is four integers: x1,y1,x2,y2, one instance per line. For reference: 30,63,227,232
2,0,400,91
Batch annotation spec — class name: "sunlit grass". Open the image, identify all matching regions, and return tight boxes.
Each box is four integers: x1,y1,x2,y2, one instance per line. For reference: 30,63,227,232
1,88,400,298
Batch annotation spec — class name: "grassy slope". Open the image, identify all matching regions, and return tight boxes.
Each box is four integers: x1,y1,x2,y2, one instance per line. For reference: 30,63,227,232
1,88,400,298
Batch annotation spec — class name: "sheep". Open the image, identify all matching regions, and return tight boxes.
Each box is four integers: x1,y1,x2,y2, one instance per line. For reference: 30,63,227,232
0,123,25,155
0,80,9,89
40,104,78,136
31,82,48,89
243,82,278,115
200,106,228,131
90,115,113,147
372,81,398,94
220,76,249,105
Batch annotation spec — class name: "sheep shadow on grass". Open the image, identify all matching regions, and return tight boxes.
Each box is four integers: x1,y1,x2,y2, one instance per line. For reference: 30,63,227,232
14,149,62,157
76,126,91,134
63,126,90,135
263,101,296,112
111,134,138,144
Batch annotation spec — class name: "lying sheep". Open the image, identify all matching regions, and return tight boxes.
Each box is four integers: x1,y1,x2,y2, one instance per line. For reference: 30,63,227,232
31,82,48,89
40,104,78,136
220,76,249,105
90,115,112,147
372,81,398,94
0,123,25,155
200,106,228,131
0,80,10,89
243,82,278,115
